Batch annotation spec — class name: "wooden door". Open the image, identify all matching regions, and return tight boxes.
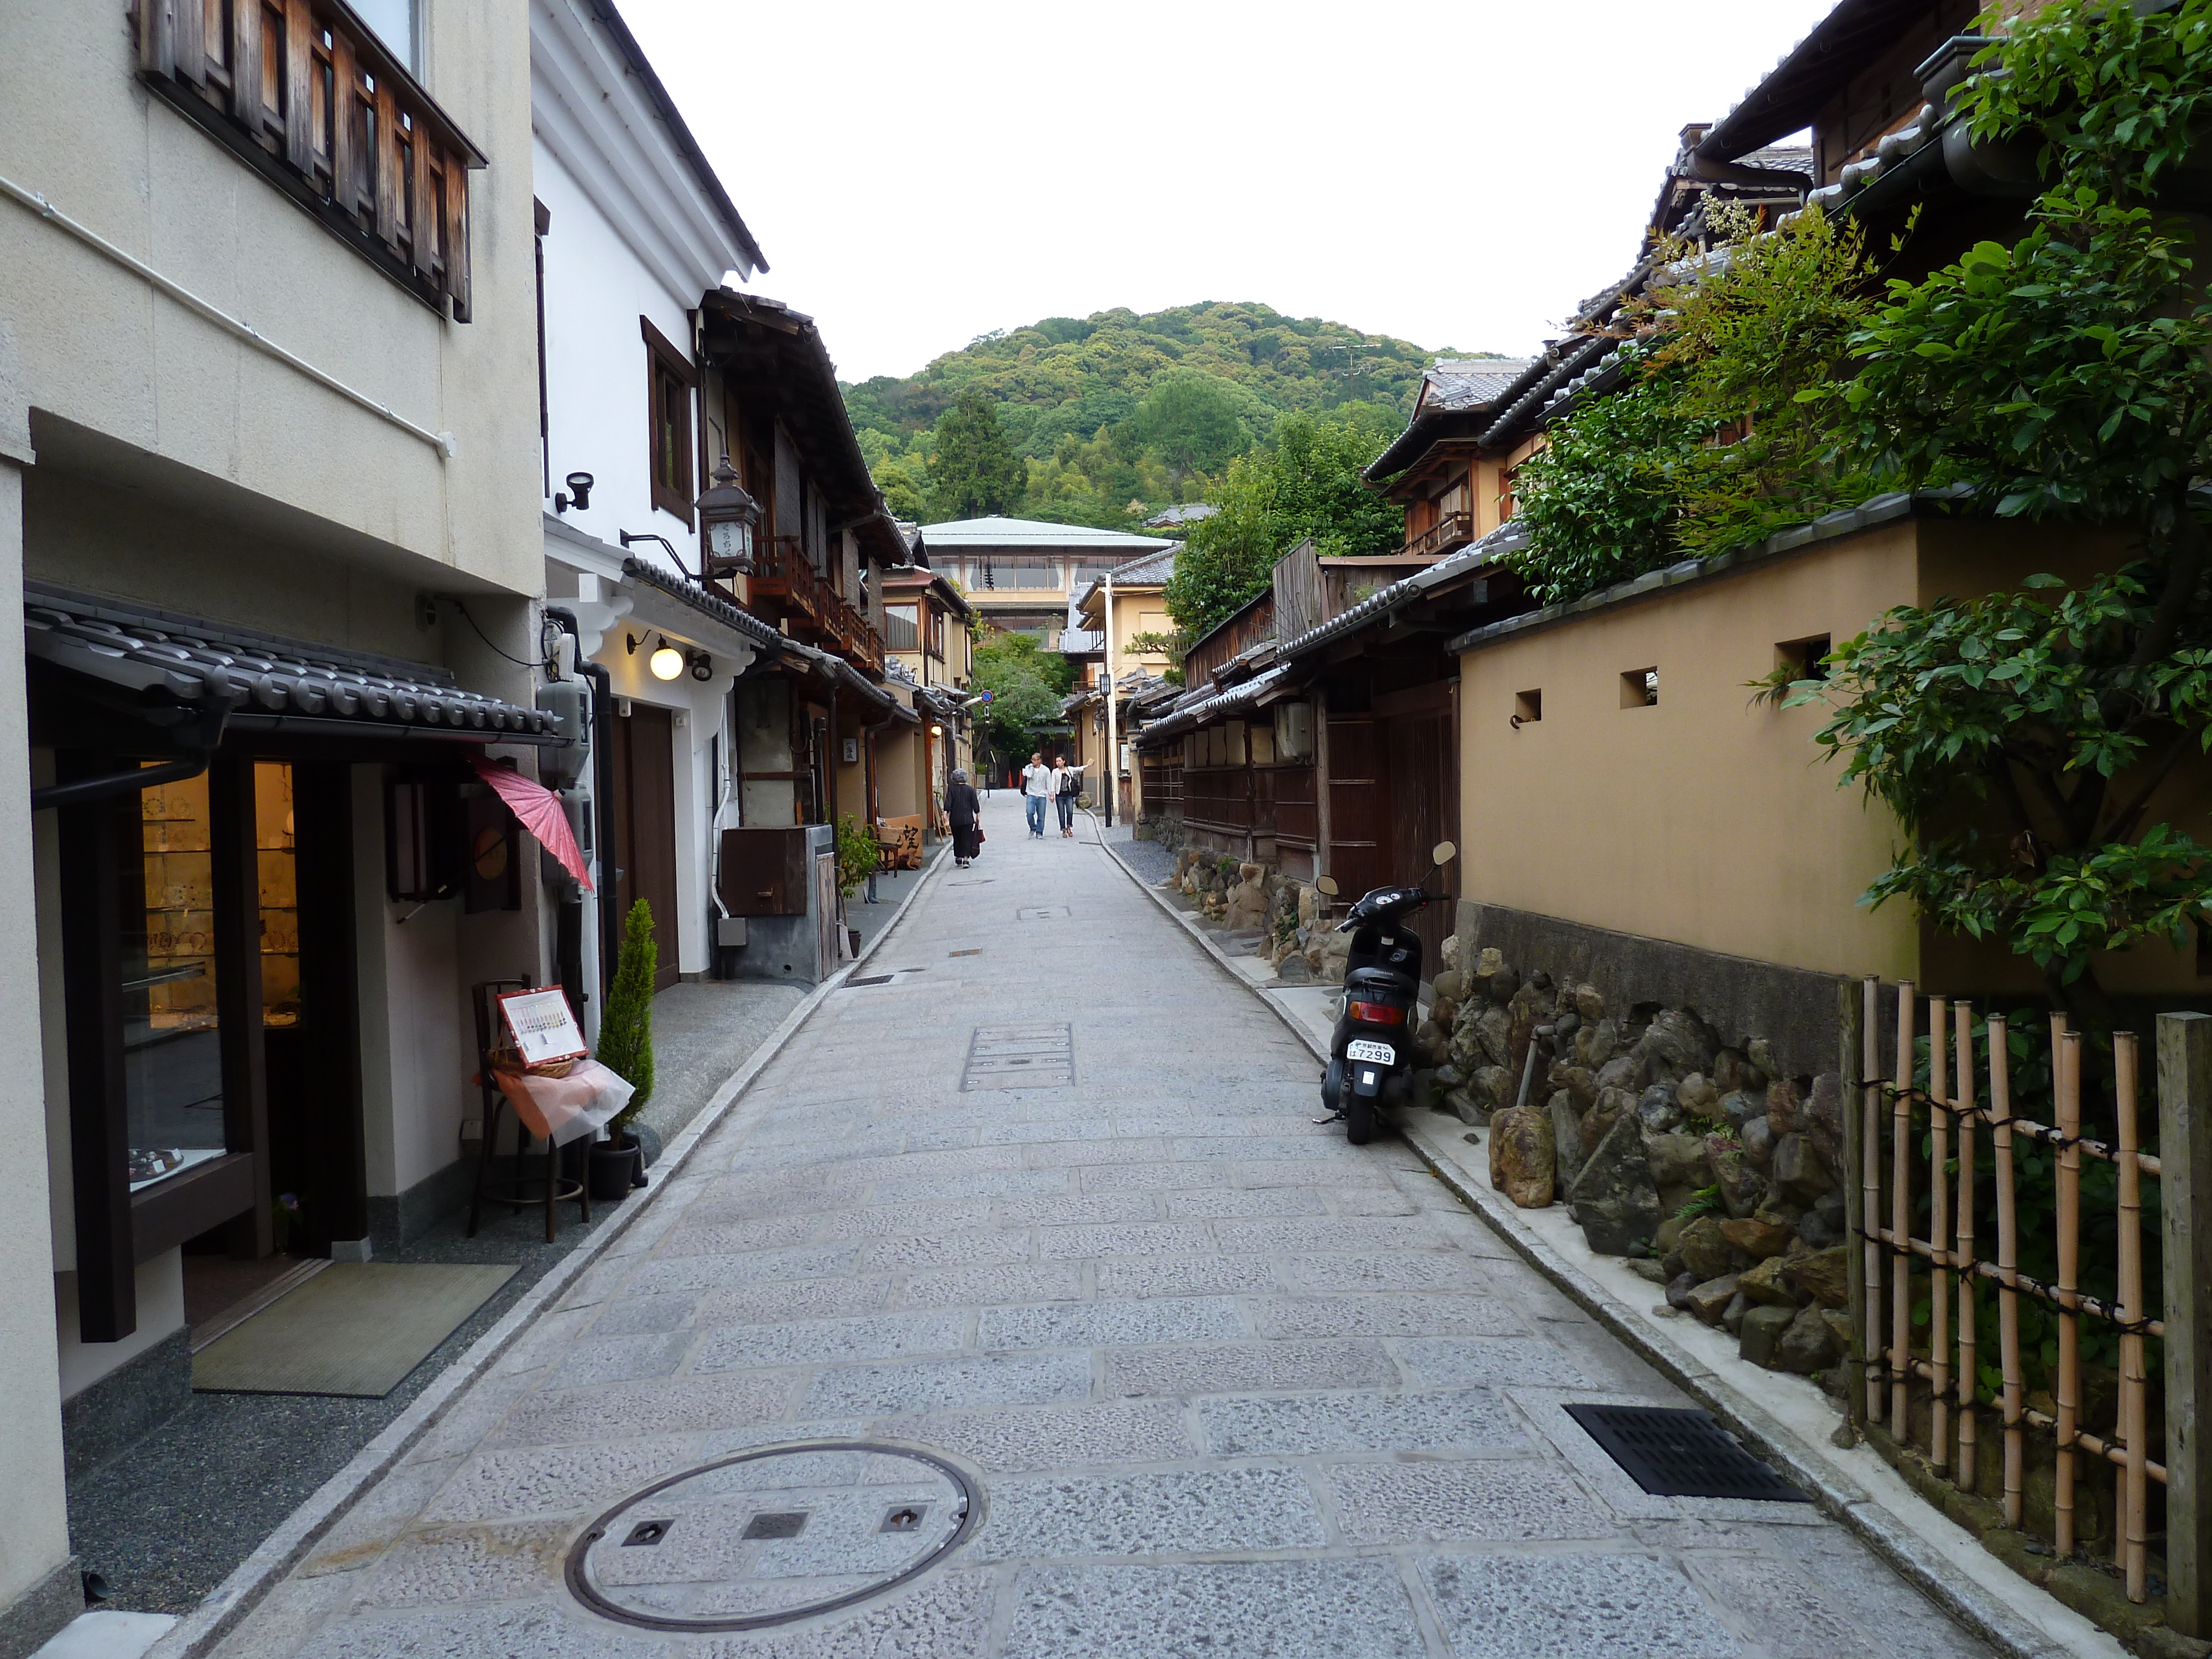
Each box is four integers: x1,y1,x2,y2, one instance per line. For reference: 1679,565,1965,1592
1384,713,1454,969
1324,714,1390,901
609,702,680,992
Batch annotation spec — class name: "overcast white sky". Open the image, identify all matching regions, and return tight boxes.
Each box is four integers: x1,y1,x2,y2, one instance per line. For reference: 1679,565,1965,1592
620,0,1838,384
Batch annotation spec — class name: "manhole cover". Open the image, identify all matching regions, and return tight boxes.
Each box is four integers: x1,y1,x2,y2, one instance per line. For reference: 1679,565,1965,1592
565,1441,978,1631
962,1023,1073,1090
1562,1404,1809,1501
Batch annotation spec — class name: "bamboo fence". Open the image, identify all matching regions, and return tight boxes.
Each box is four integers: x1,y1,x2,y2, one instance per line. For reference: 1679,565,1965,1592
1853,979,2163,1601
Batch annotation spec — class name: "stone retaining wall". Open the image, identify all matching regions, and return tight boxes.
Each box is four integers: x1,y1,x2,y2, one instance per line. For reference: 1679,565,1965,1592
1416,943,1853,1385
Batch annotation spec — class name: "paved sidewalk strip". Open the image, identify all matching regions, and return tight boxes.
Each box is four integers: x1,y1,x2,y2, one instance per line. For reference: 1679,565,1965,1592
181,791,1995,1658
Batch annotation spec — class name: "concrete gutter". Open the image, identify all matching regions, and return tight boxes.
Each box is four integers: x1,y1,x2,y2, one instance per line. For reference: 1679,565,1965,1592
145,846,954,1659
1089,833,2121,1659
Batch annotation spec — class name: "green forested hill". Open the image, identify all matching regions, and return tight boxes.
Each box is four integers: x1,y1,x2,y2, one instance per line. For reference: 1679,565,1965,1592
843,301,1477,528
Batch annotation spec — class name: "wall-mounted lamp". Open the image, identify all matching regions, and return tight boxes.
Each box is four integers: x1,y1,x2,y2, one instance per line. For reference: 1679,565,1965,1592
625,632,640,655
555,471,594,513
649,637,685,681
688,651,713,684
929,723,944,737
696,456,761,575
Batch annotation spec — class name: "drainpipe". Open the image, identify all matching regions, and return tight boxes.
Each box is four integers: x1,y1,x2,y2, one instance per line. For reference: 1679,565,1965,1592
30,695,234,812
546,607,619,1019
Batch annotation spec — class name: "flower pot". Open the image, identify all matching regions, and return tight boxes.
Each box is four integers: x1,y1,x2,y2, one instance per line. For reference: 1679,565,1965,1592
588,1133,642,1202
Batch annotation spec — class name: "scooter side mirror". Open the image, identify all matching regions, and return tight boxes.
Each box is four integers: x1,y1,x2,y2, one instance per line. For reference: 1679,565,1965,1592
1432,840,1458,866
1315,875,1339,897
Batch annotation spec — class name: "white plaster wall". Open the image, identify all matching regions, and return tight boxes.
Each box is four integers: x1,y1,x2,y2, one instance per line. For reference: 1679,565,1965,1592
0,460,71,1618
54,1255,184,1402
0,0,544,603
533,140,700,559
352,766,471,1201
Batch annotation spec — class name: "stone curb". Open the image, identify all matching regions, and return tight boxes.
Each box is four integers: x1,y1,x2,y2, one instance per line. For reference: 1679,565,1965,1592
144,849,953,1659
1086,837,2113,1659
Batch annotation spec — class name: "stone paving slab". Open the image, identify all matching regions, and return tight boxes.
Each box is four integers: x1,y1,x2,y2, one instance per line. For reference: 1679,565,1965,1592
191,792,1996,1659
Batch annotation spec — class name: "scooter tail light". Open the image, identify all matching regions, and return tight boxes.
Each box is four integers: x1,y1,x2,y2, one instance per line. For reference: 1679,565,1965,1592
1348,1001,1407,1025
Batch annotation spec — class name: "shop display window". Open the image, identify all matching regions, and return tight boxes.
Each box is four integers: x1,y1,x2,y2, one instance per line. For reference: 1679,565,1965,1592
125,771,225,1190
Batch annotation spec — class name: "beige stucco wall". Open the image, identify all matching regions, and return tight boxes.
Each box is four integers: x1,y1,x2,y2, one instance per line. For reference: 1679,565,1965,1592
1458,523,1923,981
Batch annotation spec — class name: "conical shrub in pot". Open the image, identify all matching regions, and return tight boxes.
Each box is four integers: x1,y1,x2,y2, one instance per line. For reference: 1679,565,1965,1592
592,898,655,1197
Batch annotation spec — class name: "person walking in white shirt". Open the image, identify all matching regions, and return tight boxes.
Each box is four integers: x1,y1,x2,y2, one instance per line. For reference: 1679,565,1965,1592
1020,751,1052,838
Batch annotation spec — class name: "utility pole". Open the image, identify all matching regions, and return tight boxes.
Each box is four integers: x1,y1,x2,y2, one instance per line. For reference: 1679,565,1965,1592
1102,568,1118,829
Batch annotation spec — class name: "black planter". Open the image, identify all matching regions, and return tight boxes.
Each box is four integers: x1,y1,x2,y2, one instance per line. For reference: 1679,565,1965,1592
588,1133,643,1202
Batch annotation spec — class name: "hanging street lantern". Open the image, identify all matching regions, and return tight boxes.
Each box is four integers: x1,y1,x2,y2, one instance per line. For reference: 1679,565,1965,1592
696,455,761,576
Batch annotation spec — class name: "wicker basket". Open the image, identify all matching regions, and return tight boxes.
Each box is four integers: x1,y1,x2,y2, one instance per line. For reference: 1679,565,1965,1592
488,1044,578,1079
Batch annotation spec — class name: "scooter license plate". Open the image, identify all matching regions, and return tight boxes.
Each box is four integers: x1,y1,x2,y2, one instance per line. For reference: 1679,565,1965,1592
1345,1039,1396,1065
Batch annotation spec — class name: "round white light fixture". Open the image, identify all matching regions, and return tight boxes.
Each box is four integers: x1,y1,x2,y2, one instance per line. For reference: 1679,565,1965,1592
649,638,684,681
929,724,943,736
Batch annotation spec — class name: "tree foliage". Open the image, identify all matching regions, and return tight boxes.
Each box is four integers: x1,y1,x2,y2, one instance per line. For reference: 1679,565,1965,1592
968,630,1072,761
1162,414,1402,638
1783,0,2212,1004
1508,204,1882,604
926,392,1026,520
597,898,656,1127
845,301,1475,528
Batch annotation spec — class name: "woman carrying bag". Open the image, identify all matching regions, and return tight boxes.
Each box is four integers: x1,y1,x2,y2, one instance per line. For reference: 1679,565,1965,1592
943,768,983,868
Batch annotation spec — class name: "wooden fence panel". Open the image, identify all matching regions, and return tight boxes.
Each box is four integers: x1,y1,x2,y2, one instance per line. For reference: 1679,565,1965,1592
1849,979,2180,1610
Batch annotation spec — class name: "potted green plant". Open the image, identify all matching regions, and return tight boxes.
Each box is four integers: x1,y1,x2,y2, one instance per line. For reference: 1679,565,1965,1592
591,898,655,1200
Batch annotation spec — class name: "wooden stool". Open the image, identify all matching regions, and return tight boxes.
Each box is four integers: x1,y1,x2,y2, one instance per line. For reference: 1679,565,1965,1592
466,978,589,1243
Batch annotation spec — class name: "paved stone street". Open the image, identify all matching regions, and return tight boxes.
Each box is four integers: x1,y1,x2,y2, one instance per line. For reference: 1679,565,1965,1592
206,791,1991,1659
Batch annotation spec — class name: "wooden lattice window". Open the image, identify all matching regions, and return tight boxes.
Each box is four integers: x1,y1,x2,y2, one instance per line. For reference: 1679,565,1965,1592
134,0,483,319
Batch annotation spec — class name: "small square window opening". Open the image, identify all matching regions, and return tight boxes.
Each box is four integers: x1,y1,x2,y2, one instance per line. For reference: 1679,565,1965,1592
1512,690,1542,726
1620,668,1658,708
1775,634,1833,684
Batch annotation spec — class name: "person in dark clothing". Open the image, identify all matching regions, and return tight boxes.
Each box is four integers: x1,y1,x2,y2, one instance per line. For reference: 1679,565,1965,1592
943,768,983,867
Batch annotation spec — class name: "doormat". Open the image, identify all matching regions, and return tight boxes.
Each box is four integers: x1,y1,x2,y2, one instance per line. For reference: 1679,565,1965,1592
191,1262,517,1397
1562,1403,1809,1501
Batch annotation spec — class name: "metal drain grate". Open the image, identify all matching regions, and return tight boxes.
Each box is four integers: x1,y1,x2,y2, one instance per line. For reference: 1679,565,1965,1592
948,948,982,957
962,1023,1073,1090
1562,1404,1809,1501
1015,905,1070,920
848,975,895,988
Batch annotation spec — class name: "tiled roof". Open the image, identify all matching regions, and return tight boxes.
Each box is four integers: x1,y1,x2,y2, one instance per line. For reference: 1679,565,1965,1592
1367,357,1540,479
917,516,1178,551
25,582,556,739
1416,358,1538,416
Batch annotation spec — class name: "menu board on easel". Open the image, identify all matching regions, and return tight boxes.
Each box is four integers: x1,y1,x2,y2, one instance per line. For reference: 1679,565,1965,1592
497,987,588,1068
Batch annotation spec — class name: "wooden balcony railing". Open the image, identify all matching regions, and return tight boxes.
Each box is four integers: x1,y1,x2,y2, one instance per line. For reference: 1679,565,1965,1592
136,0,484,319
1402,510,1475,560
752,536,884,675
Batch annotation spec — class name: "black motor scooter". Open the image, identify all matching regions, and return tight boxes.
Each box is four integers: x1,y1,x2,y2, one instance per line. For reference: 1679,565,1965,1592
1311,839,1457,1144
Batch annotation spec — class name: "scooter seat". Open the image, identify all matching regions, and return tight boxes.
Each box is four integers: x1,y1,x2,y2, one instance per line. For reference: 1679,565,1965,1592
1344,966,1411,997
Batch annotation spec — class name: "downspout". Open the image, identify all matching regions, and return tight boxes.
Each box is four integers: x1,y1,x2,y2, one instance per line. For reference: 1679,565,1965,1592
30,695,234,812
546,607,619,1016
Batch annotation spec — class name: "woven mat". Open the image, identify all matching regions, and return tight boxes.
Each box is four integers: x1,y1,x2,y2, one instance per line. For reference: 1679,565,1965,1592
191,1262,517,1397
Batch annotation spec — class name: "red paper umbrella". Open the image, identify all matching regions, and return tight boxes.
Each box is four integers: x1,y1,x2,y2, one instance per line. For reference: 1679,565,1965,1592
471,758,593,891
